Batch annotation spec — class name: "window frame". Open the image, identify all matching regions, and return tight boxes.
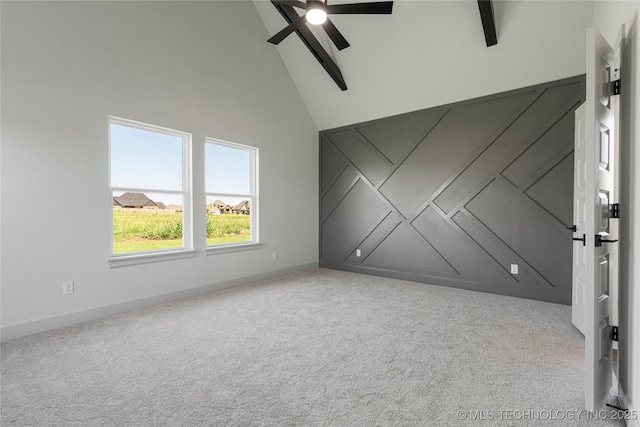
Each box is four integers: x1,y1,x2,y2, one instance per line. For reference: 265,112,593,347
204,137,259,255
108,116,194,266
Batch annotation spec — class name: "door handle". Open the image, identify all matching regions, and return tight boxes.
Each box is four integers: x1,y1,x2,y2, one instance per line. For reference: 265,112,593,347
595,235,618,247
573,234,586,246
566,225,577,232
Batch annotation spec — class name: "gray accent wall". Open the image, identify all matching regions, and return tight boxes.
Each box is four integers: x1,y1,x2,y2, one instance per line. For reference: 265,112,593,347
319,75,585,304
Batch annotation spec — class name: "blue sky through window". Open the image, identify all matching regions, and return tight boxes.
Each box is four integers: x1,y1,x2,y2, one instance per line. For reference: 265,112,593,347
111,123,253,208
205,143,250,195
110,124,183,191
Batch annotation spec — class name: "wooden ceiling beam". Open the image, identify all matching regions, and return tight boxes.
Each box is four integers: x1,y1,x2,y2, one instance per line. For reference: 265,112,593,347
477,0,497,47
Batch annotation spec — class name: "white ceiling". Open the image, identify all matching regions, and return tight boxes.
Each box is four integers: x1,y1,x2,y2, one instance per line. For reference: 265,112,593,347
253,0,595,130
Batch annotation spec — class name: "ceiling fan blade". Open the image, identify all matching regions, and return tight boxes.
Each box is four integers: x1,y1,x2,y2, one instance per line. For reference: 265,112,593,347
326,1,393,15
271,0,307,10
267,15,307,45
322,19,350,50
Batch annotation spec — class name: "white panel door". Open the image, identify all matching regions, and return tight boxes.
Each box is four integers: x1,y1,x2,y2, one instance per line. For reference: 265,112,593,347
572,103,587,335
582,26,622,413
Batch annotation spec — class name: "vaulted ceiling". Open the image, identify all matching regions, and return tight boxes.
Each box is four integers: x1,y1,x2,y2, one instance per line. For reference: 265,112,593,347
254,0,595,130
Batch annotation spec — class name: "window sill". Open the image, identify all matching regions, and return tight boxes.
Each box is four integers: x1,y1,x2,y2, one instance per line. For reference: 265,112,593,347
205,242,261,256
108,249,196,268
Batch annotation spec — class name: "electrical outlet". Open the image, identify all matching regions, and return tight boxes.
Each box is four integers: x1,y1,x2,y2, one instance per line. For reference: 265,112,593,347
510,264,518,274
62,281,74,295
356,249,361,257
272,251,278,261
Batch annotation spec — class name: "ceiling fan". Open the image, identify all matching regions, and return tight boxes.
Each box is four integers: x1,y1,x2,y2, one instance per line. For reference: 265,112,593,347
267,0,394,51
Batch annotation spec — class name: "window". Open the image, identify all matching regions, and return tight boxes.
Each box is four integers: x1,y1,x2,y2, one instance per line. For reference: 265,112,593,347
205,138,258,249
109,117,192,257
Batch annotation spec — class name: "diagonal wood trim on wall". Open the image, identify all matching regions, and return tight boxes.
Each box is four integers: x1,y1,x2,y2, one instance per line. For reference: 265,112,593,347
319,75,586,304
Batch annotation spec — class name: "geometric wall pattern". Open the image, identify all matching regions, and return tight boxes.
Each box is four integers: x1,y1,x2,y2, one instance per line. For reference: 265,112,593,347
319,76,585,304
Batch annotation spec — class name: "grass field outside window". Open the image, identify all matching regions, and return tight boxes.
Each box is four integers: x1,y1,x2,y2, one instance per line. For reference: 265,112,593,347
113,211,250,253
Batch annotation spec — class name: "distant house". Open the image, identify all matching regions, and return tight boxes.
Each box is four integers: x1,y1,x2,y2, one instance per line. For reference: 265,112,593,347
155,202,166,210
210,199,231,214
113,192,158,209
232,200,250,215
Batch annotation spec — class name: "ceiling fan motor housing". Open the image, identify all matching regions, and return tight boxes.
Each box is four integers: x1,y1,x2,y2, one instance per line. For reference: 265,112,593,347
306,0,328,25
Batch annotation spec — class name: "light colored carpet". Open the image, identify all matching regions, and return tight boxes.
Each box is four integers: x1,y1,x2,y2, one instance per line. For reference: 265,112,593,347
1,268,624,426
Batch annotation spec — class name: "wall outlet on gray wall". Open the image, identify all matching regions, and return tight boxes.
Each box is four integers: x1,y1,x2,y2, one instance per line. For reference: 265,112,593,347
62,281,74,295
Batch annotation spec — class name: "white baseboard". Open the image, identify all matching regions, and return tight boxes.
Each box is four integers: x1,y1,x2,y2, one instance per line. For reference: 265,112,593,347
619,387,640,427
1,262,318,343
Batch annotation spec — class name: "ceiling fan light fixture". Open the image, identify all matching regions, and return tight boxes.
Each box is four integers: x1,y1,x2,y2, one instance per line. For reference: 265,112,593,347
306,7,328,25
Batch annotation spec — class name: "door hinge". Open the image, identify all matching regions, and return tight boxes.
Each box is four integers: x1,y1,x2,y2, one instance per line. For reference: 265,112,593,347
610,203,620,219
607,79,621,96
612,326,619,342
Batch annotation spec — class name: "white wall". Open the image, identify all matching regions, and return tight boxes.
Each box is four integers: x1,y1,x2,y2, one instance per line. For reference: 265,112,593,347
255,0,595,130
0,1,319,340
593,1,640,424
